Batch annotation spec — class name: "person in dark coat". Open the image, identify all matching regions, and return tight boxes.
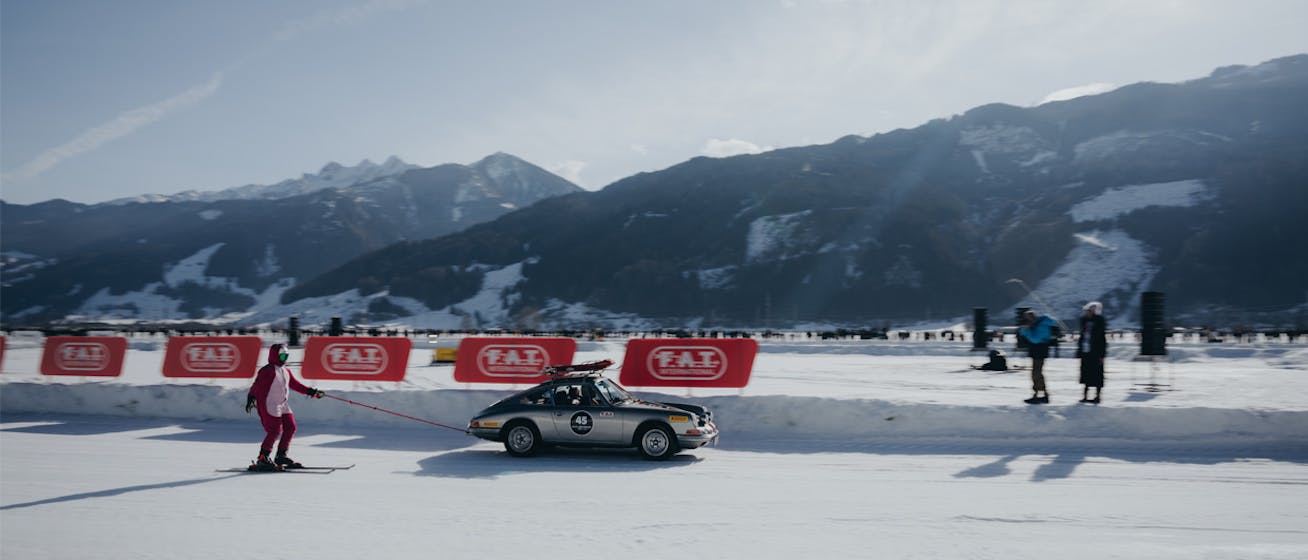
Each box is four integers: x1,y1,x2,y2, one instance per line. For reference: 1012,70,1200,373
1077,301,1108,403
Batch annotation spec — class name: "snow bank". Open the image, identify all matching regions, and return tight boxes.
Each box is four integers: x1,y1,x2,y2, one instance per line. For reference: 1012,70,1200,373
3,382,1303,447
0,382,496,431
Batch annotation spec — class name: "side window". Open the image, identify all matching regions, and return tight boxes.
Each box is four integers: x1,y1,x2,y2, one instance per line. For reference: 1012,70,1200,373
555,384,584,407
518,388,550,406
582,384,606,407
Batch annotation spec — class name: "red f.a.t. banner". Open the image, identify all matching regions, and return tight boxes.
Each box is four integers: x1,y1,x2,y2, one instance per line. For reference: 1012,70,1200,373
41,336,129,377
452,337,578,383
162,336,263,378
300,337,412,381
619,338,758,388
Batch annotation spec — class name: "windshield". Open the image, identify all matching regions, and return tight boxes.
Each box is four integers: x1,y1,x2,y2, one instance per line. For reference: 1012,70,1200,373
594,378,633,403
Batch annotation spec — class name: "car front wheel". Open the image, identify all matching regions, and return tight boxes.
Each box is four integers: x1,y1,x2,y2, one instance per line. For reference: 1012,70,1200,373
636,424,679,460
504,422,541,457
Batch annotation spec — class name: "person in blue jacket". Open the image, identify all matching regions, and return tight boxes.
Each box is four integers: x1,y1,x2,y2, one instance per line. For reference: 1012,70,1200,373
1018,309,1057,404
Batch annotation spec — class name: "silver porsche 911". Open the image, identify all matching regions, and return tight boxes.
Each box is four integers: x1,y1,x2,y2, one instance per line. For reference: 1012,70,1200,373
466,362,718,460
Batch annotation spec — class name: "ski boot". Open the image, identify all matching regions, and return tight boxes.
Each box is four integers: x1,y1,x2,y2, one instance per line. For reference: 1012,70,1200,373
249,452,284,472
1024,394,1049,405
275,452,303,469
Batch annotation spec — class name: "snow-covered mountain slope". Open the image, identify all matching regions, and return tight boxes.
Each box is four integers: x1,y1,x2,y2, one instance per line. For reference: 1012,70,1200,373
1014,179,1219,326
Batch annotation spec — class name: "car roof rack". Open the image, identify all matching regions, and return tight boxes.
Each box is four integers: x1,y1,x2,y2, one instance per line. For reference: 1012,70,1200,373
542,359,614,378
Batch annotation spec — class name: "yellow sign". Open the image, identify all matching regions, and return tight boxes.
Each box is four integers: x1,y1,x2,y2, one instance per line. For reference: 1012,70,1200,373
433,348,458,363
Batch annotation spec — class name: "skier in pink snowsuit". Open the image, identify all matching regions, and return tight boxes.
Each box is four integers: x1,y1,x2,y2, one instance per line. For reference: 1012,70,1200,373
246,343,324,469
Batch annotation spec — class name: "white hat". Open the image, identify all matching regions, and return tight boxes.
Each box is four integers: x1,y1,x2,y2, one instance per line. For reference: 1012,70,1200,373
1083,301,1103,315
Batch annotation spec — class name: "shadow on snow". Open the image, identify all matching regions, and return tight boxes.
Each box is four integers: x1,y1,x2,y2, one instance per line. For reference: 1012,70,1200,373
0,474,246,511
413,446,703,479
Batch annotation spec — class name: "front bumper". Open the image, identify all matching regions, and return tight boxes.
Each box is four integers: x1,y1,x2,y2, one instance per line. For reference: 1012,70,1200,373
468,427,502,442
675,421,719,449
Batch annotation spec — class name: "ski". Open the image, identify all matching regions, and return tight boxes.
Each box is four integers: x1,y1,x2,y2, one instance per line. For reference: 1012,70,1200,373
215,467,336,474
291,464,355,470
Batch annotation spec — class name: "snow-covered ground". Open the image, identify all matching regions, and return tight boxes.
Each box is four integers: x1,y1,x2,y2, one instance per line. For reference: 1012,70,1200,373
3,335,1306,559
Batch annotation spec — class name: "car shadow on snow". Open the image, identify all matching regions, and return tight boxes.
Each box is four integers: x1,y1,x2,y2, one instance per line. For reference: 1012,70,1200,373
413,446,703,479
310,429,477,453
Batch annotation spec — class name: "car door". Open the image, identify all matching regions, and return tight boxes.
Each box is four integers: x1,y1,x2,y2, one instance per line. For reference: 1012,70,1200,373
549,381,624,445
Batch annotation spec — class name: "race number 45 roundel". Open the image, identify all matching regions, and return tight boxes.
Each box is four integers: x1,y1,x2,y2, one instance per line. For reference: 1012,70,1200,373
301,337,412,381
618,338,758,388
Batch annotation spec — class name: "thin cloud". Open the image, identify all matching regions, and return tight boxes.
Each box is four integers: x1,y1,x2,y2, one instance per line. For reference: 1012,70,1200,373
4,72,224,183
1040,82,1116,105
702,138,772,158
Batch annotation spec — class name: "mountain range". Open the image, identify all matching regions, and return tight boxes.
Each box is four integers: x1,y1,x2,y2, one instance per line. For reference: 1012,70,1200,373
3,55,1307,329
278,55,1308,330
0,153,582,323
102,156,419,206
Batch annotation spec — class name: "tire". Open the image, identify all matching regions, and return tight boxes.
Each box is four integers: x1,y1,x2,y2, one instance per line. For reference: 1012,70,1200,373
636,424,679,461
503,421,541,457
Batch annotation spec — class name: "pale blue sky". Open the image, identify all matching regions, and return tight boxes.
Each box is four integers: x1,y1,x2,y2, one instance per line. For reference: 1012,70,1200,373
3,0,1307,205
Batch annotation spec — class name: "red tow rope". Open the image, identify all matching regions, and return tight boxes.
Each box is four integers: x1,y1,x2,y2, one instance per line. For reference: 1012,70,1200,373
324,394,468,434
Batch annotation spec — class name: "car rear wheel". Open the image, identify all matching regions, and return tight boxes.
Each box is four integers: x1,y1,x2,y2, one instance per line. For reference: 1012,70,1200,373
504,422,541,457
636,424,679,460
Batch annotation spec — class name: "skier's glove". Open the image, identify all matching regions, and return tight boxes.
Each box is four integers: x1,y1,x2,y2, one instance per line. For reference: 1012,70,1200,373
245,395,256,414
307,388,325,399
